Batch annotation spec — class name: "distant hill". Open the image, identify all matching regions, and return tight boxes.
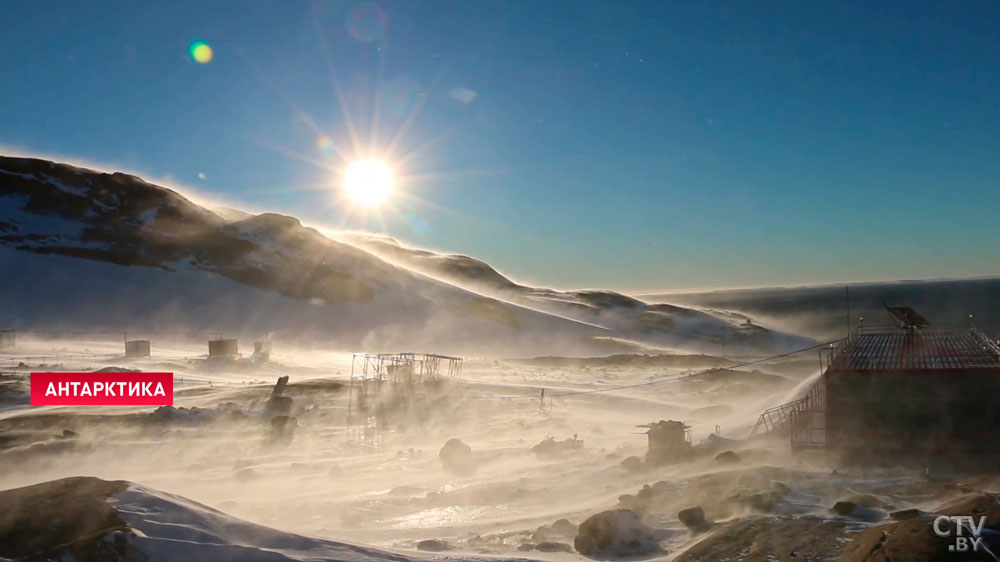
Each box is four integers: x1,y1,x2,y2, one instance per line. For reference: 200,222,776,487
339,232,813,353
641,278,1000,341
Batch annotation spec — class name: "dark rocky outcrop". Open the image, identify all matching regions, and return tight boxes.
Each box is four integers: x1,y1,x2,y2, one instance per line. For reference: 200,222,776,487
574,509,662,557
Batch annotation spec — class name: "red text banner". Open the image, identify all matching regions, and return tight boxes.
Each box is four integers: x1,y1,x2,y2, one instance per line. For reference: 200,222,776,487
30,372,174,406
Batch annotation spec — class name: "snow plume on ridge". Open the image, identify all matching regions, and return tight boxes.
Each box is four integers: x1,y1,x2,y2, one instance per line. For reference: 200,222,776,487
333,232,815,354
0,155,608,356
0,154,810,355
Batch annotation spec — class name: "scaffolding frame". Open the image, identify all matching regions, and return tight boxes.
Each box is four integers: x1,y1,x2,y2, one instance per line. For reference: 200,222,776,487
346,352,463,447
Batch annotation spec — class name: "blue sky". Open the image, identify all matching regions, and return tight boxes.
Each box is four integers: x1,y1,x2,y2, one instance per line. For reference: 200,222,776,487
2,1,1000,291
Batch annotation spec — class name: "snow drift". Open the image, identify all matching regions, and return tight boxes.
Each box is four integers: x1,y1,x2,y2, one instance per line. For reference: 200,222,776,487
0,476,531,562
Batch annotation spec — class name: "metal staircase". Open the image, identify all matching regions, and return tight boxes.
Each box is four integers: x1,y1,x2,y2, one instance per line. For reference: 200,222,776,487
749,377,826,447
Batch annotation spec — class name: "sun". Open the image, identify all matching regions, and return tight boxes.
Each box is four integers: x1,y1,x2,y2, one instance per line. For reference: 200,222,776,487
343,159,394,206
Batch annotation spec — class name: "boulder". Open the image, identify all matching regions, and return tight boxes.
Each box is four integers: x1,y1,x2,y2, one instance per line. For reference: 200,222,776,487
573,509,662,557
832,501,858,516
551,518,577,537
748,492,778,512
439,439,475,472
677,506,707,531
621,455,645,473
714,450,740,464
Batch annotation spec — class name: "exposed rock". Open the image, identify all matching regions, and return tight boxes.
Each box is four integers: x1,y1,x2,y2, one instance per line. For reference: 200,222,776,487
533,518,578,542
619,481,676,513
530,435,583,457
843,492,890,509
890,508,921,521
832,501,858,516
934,494,1000,528
843,517,986,562
935,492,1000,528
0,477,138,562
551,518,578,537
574,509,662,557
439,438,475,472
416,539,451,552
621,455,645,473
727,490,781,513
618,493,637,508
534,541,572,552
678,506,710,532
266,376,292,416
265,415,297,446
676,517,855,562
714,450,740,464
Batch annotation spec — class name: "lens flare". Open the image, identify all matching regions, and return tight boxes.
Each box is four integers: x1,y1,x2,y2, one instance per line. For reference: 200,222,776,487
189,41,213,64
345,2,388,43
316,136,337,158
343,159,393,206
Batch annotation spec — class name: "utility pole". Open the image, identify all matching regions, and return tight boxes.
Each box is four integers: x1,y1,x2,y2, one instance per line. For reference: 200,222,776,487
845,285,851,337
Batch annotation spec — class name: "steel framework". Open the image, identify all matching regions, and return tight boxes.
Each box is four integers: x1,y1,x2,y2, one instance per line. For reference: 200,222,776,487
346,352,463,447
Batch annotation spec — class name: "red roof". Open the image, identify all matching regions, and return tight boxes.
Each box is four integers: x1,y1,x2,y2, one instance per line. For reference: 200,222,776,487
828,327,1000,372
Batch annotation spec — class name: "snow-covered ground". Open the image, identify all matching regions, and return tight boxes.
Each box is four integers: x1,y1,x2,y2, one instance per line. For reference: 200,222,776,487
2,335,976,562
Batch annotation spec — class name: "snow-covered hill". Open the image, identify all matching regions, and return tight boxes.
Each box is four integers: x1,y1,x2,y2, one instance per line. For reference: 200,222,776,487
0,155,810,355
337,233,813,353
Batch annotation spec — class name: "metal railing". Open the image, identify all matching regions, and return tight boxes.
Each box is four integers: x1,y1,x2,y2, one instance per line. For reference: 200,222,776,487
750,377,826,440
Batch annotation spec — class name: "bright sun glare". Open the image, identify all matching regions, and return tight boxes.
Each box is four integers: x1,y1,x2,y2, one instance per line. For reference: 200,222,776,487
343,159,394,206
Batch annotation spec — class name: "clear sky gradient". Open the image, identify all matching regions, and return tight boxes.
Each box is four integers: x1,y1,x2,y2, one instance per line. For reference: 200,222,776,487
3,1,1000,291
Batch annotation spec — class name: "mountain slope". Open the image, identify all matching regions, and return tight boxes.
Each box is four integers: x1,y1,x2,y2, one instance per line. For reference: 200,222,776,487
0,156,608,355
337,233,813,353
0,155,810,355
